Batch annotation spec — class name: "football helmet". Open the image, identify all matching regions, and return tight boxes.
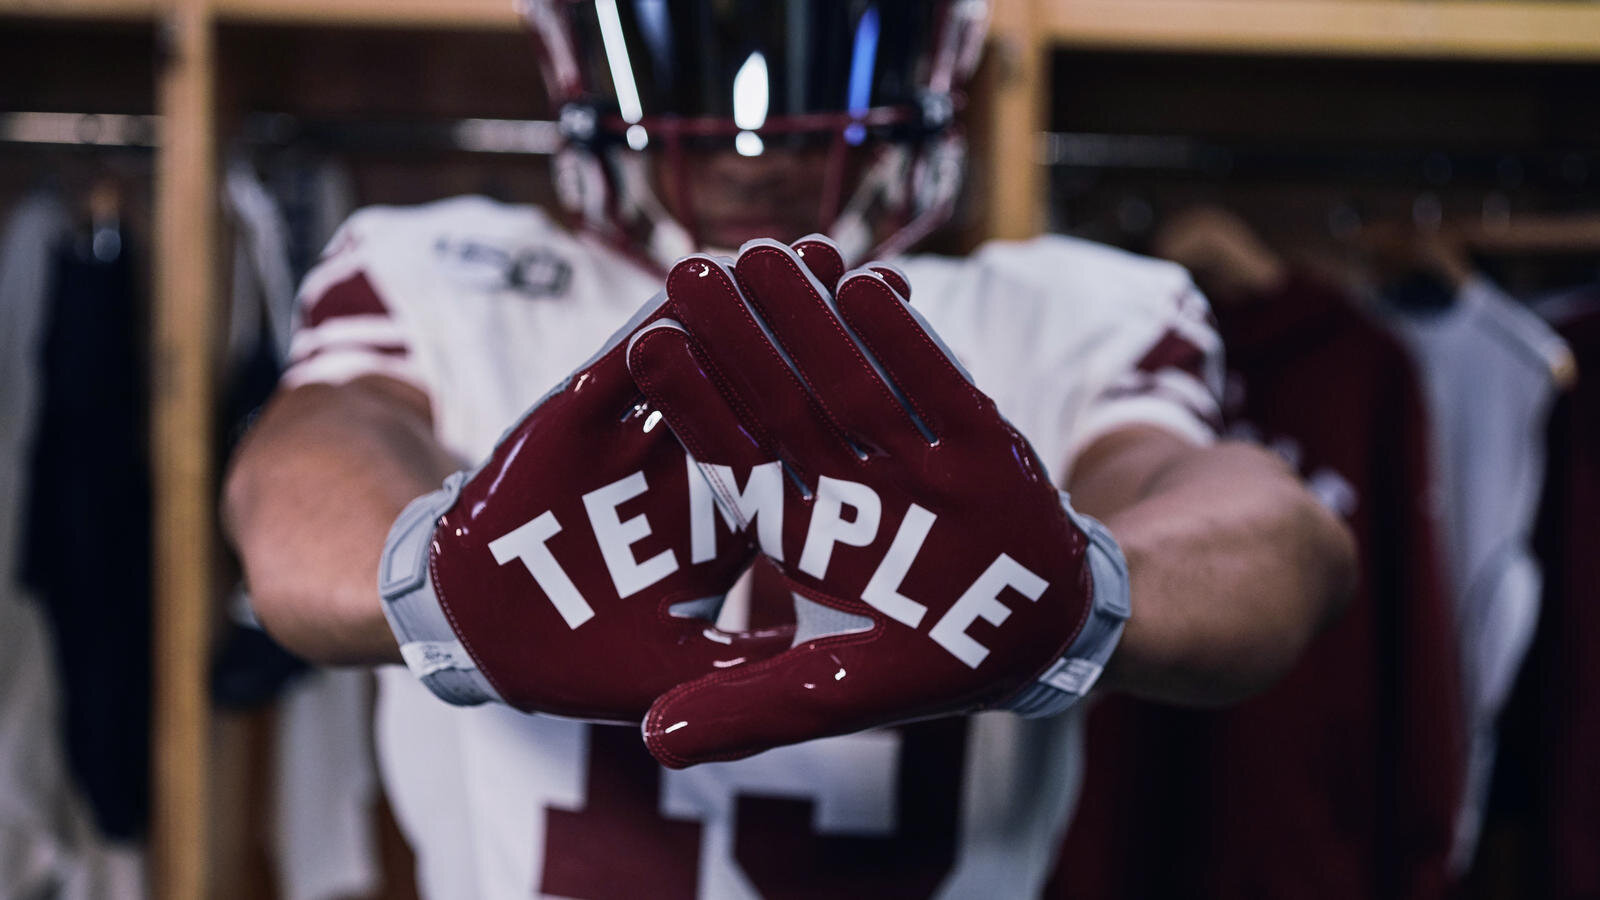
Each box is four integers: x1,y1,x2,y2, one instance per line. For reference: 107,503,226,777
519,0,990,268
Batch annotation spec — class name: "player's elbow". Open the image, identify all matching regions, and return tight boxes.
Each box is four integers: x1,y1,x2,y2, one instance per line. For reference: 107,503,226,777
1297,488,1358,638
220,428,264,561
1210,482,1358,706
219,411,348,664
220,432,300,649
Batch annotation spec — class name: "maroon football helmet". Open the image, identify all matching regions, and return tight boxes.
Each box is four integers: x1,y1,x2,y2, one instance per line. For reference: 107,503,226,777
519,0,990,268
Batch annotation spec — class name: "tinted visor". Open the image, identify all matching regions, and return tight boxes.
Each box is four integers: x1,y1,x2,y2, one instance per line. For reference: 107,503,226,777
564,0,942,131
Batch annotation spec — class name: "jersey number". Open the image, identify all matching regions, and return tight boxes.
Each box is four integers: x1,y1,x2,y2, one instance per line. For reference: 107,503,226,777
542,720,967,899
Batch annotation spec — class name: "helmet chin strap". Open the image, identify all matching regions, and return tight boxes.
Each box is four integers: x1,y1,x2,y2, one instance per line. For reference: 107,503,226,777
609,148,696,269
834,131,968,263
827,144,909,265
872,131,966,259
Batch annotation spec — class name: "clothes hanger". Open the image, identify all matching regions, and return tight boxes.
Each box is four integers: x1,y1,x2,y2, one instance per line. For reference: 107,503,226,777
85,177,123,264
1150,204,1286,306
1457,212,1600,256
1357,211,1580,390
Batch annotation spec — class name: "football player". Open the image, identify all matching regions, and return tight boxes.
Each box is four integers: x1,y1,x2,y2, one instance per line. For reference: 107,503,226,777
223,1,1355,897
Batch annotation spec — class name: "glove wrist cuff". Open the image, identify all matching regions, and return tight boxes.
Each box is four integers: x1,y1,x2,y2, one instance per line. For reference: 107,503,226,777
1006,499,1131,718
379,471,504,707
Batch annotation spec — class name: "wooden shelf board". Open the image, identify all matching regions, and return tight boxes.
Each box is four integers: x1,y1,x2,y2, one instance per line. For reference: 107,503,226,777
12,0,1596,57
1044,0,1600,61
0,0,162,20
211,0,522,30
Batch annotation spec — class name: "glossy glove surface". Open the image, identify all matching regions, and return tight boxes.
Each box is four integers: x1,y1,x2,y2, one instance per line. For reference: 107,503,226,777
380,244,846,721
627,238,1114,768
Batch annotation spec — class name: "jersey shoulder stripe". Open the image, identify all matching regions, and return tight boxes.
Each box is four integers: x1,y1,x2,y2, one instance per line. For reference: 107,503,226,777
281,197,575,393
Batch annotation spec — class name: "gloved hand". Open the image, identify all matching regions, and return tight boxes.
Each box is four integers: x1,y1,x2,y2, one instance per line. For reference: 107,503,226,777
626,237,1130,767
374,240,849,721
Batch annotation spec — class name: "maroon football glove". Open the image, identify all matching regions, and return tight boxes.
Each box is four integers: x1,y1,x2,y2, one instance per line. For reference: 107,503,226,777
626,238,1131,767
375,241,849,721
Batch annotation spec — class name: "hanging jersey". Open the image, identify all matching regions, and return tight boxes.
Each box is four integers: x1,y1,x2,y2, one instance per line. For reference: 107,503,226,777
1386,277,1572,873
1057,271,1462,899
1524,292,1600,899
1493,289,1597,900
282,195,1222,900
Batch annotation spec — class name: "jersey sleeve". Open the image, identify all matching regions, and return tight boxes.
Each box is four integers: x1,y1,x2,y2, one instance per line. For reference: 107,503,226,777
1063,275,1225,465
944,235,1225,480
279,209,431,395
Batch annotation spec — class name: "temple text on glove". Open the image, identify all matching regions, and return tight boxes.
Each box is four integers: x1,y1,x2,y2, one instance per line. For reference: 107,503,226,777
486,459,1050,669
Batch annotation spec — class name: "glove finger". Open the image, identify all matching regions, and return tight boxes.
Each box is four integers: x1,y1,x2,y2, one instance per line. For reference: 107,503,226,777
733,240,933,457
644,622,965,768
628,319,769,468
517,621,794,724
833,269,994,442
643,642,862,768
664,255,851,477
651,617,796,699
790,234,846,292
868,263,911,299
788,234,912,302
627,319,803,564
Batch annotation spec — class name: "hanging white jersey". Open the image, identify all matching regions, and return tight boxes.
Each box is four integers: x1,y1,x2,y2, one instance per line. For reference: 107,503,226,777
1385,277,1574,873
283,195,1222,900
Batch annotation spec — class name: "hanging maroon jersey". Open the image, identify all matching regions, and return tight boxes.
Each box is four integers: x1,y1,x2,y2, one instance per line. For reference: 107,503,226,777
1519,294,1600,899
1054,271,1464,899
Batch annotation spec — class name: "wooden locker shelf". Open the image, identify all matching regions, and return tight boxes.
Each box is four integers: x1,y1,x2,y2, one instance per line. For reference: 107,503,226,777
1044,0,1600,61
0,0,162,20
211,0,520,28
0,0,521,27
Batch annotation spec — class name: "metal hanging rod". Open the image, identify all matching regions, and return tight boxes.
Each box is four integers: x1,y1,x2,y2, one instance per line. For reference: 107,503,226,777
0,111,563,155
239,113,562,155
1041,130,1598,190
0,112,160,147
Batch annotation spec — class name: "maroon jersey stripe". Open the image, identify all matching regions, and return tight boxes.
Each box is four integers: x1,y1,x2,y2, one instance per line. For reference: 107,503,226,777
302,271,391,328
288,342,409,366
1134,328,1209,381
1100,376,1224,432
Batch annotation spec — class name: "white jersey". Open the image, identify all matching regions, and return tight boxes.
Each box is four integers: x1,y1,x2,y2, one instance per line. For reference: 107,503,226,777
1386,277,1573,872
283,196,1221,900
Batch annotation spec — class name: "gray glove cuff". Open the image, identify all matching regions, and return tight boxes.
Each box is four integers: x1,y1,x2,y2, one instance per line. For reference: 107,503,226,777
378,471,504,707
1005,492,1131,718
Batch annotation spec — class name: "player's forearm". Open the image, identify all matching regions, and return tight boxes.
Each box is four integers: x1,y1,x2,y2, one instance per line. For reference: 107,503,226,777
222,377,458,666
1071,433,1356,706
